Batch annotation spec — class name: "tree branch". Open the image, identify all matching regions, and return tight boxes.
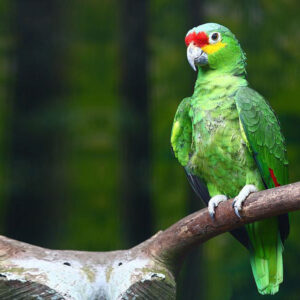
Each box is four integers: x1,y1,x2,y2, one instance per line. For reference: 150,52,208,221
0,182,299,299
146,182,300,264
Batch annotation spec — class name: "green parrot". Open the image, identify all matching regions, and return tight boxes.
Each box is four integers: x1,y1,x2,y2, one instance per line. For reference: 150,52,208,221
171,23,289,295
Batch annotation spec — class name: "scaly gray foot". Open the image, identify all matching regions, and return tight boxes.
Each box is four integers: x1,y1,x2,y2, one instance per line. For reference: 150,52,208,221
208,195,228,219
232,184,258,218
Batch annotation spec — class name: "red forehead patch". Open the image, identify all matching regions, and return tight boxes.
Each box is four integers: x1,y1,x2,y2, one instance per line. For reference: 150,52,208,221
185,31,209,48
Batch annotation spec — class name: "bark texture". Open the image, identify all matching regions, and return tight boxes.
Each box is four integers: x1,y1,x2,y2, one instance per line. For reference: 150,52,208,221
0,182,299,299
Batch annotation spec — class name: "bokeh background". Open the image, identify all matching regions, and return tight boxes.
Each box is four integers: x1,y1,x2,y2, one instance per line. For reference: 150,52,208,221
0,0,299,299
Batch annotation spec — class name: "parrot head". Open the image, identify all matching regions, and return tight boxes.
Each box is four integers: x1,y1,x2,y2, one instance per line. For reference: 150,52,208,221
185,23,246,73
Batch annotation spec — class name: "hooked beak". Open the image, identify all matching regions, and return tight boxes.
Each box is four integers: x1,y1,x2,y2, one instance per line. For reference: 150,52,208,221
187,43,208,71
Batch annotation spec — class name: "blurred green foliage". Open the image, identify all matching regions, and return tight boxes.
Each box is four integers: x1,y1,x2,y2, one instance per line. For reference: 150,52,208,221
62,0,121,251
0,0,299,299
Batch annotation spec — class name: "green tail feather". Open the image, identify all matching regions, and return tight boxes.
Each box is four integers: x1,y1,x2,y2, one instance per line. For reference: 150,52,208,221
246,218,283,295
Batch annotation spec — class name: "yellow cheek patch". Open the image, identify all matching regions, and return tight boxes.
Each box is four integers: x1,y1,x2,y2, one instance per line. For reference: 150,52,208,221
202,42,227,54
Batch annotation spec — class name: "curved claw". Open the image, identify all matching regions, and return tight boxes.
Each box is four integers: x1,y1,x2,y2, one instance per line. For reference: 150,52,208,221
232,184,258,219
209,210,215,220
208,195,228,220
234,205,242,219
232,198,242,218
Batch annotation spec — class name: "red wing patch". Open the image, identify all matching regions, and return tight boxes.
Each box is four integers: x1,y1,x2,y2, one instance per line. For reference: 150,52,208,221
269,168,280,187
185,31,209,48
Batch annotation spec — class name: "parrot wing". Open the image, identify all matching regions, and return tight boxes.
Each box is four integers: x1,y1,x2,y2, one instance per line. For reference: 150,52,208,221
170,97,211,202
234,86,289,242
170,97,193,167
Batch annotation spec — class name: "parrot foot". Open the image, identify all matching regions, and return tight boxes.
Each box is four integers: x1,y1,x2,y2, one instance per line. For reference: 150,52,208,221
208,195,228,219
232,184,258,218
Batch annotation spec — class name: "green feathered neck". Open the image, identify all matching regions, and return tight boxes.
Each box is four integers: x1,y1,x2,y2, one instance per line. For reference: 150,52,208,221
193,66,248,98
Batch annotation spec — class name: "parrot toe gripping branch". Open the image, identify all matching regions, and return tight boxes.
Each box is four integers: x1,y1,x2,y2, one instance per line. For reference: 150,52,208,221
232,184,259,218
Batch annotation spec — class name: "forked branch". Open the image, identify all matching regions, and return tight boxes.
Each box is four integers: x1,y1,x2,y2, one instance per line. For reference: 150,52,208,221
0,182,299,299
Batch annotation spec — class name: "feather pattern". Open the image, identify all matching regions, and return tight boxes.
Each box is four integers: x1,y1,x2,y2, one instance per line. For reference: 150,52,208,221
234,87,289,242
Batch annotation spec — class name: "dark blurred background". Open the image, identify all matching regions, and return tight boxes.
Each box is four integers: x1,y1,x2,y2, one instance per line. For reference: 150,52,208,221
0,0,299,299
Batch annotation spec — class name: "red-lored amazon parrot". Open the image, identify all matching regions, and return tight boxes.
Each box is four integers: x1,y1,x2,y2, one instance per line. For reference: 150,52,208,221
171,23,289,295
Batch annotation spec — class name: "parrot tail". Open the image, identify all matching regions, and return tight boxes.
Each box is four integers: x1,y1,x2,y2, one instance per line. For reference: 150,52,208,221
246,218,283,295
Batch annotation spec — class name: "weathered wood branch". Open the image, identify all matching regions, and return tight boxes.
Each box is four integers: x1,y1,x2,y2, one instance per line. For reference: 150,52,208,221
0,182,299,299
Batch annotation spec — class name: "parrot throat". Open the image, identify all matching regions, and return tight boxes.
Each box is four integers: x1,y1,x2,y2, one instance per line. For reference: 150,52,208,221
194,49,247,94
194,56,247,94
193,67,247,97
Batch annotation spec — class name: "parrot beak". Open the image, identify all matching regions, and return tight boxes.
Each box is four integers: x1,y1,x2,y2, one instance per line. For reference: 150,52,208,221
187,42,208,71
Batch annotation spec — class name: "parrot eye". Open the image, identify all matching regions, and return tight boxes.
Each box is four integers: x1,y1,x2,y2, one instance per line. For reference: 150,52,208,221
209,32,221,44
